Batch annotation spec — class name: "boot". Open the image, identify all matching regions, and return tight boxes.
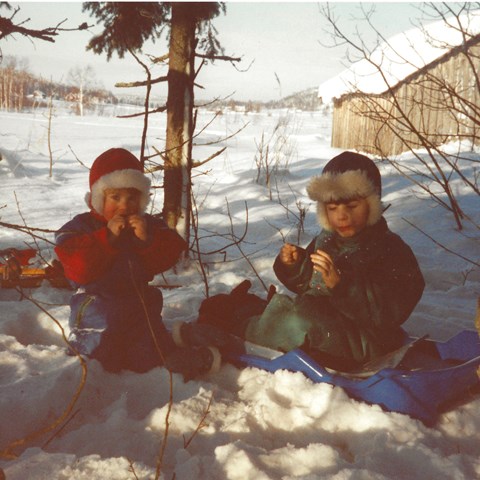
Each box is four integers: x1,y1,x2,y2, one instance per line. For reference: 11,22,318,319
172,321,233,349
164,345,221,381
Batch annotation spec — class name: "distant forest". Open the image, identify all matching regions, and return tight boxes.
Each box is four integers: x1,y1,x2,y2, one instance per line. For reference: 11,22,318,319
0,57,117,113
0,56,323,114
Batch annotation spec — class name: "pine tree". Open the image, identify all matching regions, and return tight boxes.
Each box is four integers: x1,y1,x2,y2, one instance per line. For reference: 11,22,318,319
83,2,225,243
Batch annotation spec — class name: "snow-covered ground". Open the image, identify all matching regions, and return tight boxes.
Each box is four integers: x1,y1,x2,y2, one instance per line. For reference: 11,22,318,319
0,107,479,479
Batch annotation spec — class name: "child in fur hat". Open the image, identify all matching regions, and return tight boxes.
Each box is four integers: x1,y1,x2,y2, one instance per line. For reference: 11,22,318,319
55,148,221,378
243,151,425,369
229,151,425,370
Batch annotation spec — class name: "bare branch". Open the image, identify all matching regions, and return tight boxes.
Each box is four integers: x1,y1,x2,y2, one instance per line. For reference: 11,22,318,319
127,48,152,164
68,145,90,170
0,289,88,460
115,75,168,89
403,218,480,267
117,104,167,119
190,191,210,297
195,52,242,62
320,2,480,230
192,146,226,168
0,6,91,42
226,199,268,292
183,392,213,448
149,53,169,64
0,220,57,246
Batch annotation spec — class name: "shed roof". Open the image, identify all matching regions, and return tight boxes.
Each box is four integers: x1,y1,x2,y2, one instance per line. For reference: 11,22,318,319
318,10,480,103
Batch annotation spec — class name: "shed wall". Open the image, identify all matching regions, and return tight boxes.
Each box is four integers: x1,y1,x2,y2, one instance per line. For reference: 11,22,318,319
331,44,480,156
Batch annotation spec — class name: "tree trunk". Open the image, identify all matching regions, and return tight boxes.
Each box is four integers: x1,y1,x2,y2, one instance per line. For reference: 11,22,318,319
163,3,196,245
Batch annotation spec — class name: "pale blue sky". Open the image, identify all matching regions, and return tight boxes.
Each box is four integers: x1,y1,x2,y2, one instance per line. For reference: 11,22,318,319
2,2,432,101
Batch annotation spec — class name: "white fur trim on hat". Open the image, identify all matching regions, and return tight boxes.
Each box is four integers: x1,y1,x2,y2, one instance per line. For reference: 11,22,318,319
206,347,222,374
86,168,151,216
307,170,382,231
171,321,188,348
307,170,377,203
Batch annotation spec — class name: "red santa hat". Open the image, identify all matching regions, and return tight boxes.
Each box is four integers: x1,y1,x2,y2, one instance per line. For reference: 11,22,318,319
85,148,151,216
306,151,383,231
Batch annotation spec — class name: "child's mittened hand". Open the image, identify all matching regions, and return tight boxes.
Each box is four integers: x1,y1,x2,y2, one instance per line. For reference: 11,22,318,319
280,243,301,265
310,249,340,289
128,215,148,241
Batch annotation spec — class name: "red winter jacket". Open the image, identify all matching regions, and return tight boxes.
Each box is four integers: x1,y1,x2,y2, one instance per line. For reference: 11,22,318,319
55,212,187,286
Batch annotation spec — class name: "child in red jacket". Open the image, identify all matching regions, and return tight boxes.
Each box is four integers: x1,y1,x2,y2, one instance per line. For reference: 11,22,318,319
55,148,220,378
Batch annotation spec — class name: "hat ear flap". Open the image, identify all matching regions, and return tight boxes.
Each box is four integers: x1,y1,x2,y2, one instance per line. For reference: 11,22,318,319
316,202,333,231
365,193,383,226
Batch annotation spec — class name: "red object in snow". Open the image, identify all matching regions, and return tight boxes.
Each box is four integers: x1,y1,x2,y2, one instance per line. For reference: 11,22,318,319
0,248,37,266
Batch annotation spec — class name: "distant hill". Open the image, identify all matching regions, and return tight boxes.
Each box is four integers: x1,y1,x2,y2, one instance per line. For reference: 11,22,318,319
199,87,322,113
264,87,321,110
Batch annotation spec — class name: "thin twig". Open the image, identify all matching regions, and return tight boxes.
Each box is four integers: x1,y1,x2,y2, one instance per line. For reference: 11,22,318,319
42,409,81,448
226,199,268,292
13,191,47,261
192,147,226,168
128,49,152,165
0,290,88,460
127,260,173,479
68,144,90,170
127,458,141,480
403,218,480,267
115,75,168,89
183,392,214,449
0,220,57,235
190,191,209,298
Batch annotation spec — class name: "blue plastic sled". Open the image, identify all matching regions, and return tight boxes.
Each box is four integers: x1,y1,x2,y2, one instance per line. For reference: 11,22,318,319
227,330,480,426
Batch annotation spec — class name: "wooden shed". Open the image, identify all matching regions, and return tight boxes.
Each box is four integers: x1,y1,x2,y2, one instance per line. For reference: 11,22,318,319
319,15,480,156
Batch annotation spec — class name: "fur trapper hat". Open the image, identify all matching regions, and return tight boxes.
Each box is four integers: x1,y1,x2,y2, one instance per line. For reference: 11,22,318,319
306,151,382,231
85,148,151,216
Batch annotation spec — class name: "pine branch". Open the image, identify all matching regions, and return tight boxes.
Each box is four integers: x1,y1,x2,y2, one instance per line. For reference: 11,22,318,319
0,7,91,42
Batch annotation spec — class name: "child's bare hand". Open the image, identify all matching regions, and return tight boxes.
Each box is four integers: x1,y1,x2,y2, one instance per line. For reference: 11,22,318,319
310,249,340,289
280,243,301,266
128,214,148,241
107,214,128,238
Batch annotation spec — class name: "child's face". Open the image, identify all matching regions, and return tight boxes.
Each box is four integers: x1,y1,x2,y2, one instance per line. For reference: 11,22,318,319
103,188,141,220
326,198,370,237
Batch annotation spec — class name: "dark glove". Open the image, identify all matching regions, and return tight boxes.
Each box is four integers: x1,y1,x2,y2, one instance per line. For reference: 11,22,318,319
172,321,234,349
197,280,271,332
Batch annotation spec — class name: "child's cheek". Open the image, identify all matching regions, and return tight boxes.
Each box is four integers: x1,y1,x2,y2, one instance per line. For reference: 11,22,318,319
103,201,119,220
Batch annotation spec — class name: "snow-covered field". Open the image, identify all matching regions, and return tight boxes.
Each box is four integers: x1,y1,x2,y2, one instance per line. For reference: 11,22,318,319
0,107,479,479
